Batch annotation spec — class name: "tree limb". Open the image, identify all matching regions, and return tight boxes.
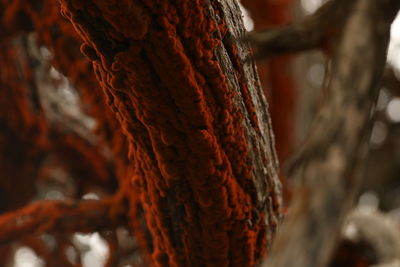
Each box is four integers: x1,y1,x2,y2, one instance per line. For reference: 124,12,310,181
243,0,353,58
261,0,400,266
0,196,126,244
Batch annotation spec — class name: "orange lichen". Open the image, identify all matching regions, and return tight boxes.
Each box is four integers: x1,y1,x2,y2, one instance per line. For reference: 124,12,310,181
0,0,136,263
0,197,125,243
59,1,278,266
0,1,280,266
0,0,124,183
0,43,49,213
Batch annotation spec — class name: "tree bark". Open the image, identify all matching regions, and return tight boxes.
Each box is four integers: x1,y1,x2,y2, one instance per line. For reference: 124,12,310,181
58,0,281,266
241,0,295,164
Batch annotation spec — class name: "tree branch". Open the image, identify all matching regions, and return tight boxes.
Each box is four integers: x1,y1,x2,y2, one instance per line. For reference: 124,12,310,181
261,0,400,266
243,0,353,58
0,196,126,244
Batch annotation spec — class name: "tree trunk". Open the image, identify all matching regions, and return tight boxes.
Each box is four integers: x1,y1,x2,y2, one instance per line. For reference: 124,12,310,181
241,0,295,164
58,0,281,266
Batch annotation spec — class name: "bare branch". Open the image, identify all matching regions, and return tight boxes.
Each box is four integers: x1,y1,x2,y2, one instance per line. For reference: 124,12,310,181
262,0,400,266
0,196,126,244
243,0,353,58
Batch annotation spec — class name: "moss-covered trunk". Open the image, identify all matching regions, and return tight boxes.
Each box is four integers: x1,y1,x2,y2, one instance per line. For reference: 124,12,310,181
58,0,281,266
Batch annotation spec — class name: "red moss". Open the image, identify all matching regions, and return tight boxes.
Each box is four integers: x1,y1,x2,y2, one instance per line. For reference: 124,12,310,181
0,0,138,263
0,197,125,243
59,0,277,266
0,44,49,213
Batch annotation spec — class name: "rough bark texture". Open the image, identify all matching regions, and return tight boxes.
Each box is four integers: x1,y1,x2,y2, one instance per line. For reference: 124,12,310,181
56,0,281,266
241,0,295,164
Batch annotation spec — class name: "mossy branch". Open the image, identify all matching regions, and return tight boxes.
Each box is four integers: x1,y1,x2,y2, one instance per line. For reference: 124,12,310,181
0,195,126,244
